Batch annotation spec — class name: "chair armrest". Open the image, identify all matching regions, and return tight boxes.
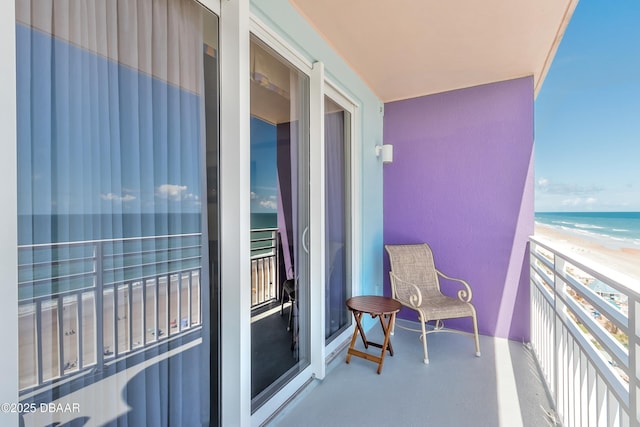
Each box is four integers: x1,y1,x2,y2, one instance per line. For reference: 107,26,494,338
389,272,423,308
435,269,473,303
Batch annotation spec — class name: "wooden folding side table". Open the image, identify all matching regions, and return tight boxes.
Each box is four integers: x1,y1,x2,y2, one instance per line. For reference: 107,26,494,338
345,295,402,374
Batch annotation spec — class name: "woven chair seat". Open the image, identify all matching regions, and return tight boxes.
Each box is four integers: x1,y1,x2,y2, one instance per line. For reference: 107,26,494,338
414,294,475,320
385,243,481,364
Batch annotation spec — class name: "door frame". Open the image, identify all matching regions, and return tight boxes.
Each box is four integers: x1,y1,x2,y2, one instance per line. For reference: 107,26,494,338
247,13,318,427
322,81,360,360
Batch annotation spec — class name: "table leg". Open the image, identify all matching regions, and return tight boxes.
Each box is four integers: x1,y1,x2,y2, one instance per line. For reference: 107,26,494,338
378,314,394,356
355,311,369,348
346,311,363,364
345,308,398,374
376,312,396,374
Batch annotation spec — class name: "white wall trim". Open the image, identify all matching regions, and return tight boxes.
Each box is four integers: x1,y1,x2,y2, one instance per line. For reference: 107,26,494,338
325,78,360,114
250,365,314,427
249,13,313,73
0,1,18,425
196,0,220,15
220,0,252,425
350,98,363,298
309,61,326,380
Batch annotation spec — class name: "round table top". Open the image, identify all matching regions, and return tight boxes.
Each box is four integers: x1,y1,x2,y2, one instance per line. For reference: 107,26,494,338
346,295,401,315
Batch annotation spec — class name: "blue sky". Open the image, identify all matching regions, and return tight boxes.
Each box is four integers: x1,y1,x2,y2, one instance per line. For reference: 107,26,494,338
250,117,278,214
17,24,203,216
535,1,640,212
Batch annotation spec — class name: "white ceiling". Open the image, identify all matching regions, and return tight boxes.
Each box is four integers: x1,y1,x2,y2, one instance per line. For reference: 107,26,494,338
290,0,578,102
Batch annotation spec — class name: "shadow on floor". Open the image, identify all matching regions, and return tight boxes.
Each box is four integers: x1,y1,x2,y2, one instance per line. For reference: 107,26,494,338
269,319,557,427
252,303,298,399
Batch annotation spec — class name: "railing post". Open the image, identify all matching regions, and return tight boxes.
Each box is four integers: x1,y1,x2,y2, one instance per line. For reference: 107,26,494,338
95,241,104,372
36,300,43,385
274,230,279,301
57,297,64,378
77,292,83,369
142,278,148,345
276,231,280,301
554,253,564,423
530,236,640,426
629,298,639,426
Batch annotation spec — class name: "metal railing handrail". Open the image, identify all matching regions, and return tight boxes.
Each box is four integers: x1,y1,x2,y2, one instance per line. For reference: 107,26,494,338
529,235,640,426
18,234,202,288
250,228,279,308
17,232,202,250
18,233,203,392
530,235,640,298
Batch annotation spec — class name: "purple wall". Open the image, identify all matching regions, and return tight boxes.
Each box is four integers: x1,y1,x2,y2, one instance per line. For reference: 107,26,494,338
383,77,534,341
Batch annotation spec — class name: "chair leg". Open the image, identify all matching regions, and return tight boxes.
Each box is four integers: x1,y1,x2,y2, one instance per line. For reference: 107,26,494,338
471,311,481,357
390,291,396,336
420,314,429,364
287,300,294,331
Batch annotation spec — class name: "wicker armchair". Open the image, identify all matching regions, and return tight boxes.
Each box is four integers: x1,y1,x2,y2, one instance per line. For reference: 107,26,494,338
385,243,481,364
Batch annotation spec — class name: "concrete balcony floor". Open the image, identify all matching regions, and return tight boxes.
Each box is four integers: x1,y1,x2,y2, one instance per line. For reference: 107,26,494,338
269,320,558,427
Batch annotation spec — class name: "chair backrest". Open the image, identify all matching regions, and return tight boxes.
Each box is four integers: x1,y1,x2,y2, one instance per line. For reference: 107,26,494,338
385,244,441,297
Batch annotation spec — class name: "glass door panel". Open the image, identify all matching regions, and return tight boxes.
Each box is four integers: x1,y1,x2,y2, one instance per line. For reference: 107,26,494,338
16,2,219,425
324,96,352,342
249,36,310,410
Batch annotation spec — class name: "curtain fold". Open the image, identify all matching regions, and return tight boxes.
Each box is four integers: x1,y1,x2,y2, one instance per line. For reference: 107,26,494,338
16,1,213,425
324,109,349,338
276,118,302,283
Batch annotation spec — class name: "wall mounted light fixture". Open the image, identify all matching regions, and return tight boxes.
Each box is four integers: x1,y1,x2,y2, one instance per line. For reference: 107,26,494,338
375,144,394,164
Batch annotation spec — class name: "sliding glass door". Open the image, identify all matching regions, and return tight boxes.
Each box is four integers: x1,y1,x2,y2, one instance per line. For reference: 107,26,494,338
249,35,310,410
324,94,352,342
16,1,219,425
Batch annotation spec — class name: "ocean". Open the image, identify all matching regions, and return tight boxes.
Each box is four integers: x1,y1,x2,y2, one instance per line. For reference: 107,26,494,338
18,213,202,245
18,213,204,300
535,212,640,250
17,212,278,300
251,212,277,229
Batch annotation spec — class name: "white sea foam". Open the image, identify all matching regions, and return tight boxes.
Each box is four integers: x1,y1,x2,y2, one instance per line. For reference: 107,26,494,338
537,212,640,251
537,221,638,251
575,223,606,230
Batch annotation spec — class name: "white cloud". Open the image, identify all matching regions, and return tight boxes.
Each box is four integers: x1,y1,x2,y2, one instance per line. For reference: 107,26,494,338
536,178,603,195
560,197,598,207
251,190,278,211
101,192,136,203
259,199,278,210
156,184,188,201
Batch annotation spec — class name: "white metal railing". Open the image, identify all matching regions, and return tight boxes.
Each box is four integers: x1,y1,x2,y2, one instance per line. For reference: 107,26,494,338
530,235,640,427
17,234,203,392
250,228,279,307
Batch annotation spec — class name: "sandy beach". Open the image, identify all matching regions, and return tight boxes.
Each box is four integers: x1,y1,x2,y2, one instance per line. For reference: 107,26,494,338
534,223,640,282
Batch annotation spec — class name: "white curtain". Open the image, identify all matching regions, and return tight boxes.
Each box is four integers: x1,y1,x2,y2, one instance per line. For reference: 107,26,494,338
16,0,213,425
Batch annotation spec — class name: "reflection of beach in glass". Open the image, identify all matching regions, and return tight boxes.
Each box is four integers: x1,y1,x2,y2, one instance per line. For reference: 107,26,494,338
18,237,202,391
16,2,219,423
